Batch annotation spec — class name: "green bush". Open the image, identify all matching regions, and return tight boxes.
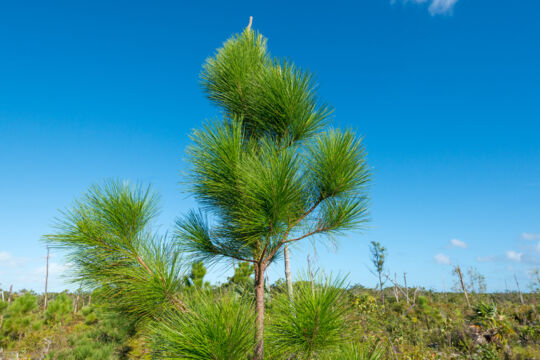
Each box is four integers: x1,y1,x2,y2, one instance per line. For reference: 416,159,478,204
266,275,351,359
151,290,255,359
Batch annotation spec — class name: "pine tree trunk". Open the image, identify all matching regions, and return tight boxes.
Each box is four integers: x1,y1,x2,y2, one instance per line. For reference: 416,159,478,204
284,245,293,298
254,262,266,360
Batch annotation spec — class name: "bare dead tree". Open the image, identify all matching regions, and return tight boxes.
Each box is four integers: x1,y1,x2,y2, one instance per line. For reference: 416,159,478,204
284,245,293,299
44,246,50,311
514,274,525,305
307,254,315,294
404,272,410,304
384,273,408,301
393,273,399,302
455,266,470,308
1,285,13,329
7,285,12,304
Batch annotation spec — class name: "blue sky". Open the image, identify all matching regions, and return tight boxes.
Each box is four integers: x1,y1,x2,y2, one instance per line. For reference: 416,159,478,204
1,0,539,293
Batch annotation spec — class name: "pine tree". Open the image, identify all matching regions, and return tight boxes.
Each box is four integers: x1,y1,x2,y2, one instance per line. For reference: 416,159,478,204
175,21,370,358
370,241,386,305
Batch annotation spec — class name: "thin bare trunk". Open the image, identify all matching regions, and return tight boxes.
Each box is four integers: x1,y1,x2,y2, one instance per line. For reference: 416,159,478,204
8,285,13,304
254,262,266,360
403,272,410,304
0,284,12,329
284,245,293,299
456,266,470,308
307,254,315,294
384,273,409,300
378,272,385,305
514,274,524,305
393,273,399,302
44,246,49,311
74,294,80,314
442,276,447,300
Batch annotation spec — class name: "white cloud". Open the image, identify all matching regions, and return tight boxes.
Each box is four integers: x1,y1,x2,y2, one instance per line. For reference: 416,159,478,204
435,253,451,265
0,251,28,267
450,238,467,248
393,0,459,16
506,250,523,262
522,233,540,241
428,0,459,15
0,250,73,292
35,262,73,277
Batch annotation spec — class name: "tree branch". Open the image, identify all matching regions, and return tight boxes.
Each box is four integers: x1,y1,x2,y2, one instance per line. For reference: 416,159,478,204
283,227,328,244
261,198,328,264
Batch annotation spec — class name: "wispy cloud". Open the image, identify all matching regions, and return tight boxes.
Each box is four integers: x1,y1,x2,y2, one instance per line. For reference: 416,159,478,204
435,253,451,265
450,238,467,248
0,251,28,268
428,0,459,15
392,0,459,16
522,233,540,241
477,255,496,263
34,262,73,277
0,250,73,292
506,250,523,262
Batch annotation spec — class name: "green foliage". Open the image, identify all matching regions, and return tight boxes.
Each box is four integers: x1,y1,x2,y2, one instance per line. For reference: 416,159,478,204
1,289,539,359
369,241,386,299
266,275,351,359
177,25,370,358
151,291,255,359
0,299,8,314
46,293,73,324
369,241,385,275
184,261,208,289
227,262,255,290
43,181,185,324
1,293,37,343
471,301,497,324
47,302,139,360
324,341,385,360
200,29,329,144
176,27,369,268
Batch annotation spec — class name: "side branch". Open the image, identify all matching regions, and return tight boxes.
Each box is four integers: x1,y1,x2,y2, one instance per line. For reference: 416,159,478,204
263,198,325,263
280,197,324,244
283,227,329,244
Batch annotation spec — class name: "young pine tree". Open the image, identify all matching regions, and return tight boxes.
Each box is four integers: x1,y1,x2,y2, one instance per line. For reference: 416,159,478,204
369,241,386,305
175,21,370,359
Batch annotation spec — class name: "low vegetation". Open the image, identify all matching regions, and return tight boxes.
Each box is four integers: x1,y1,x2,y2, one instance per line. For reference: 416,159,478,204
1,279,539,359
